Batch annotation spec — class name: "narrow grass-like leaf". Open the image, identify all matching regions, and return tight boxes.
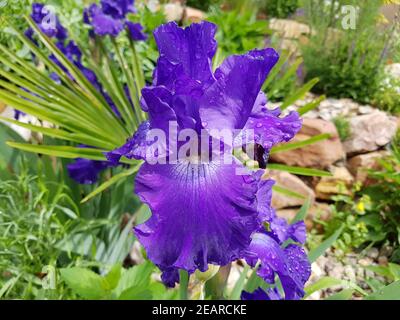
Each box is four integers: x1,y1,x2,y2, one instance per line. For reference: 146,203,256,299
267,57,303,95
6,142,107,161
272,185,306,200
262,51,290,91
308,226,344,263
271,134,331,154
325,289,354,300
81,165,141,203
298,95,326,116
268,163,332,177
292,197,311,223
280,78,319,110
304,276,367,298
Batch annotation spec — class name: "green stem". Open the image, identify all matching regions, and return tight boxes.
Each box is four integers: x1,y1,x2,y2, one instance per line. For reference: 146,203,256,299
179,270,189,300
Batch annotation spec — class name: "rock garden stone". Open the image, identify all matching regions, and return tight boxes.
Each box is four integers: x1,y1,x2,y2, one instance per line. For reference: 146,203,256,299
343,111,397,155
315,166,354,200
270,118,345,169
266,170,315,209
347,151,390,185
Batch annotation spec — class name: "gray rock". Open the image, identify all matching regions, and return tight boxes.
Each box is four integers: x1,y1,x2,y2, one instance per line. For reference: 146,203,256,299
366,248,380,260
343,111,398,155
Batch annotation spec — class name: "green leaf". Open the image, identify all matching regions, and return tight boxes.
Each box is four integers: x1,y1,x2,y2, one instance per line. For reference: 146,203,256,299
114,262,154,298
308,226,344,263
292,198,311,223
268,163,332,177
270,134,331,154
280,78,319,110
117,285,152,300
60,267,108,300
81,165,141,203
105,264,122,291
273,185,306,200
364,265,394,281
325,289,354,300
298,95,326,116
262,51,290,90
6,142,107,161
0,116,115,150
304,276,367,298
365,281,400,300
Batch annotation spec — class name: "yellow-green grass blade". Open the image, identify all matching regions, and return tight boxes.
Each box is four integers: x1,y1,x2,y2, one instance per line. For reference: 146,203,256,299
81,164,142,203
280,78,319,110
0,116,115,150
6,142,108,161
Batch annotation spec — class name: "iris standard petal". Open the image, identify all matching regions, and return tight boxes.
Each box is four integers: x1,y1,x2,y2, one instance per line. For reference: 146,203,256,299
134,158,264,274
199,48,279,132
153,21,217,89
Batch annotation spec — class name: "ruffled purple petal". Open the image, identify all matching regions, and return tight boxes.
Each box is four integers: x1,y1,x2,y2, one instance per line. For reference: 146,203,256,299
101,0,136,19
160,267,180,288
199,48,279,132
269,217,307,245
88,4,124,37
106,121,151,164
245,233,311,300
67,158,109,184
153,21,217,90
134,159,266,274
256,178,276,222
126,21,148,41
241,287,282,300
246,108,302,152
279,244,311,300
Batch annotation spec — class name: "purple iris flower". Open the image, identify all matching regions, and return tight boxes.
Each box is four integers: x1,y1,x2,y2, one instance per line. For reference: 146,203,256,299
29,3,68,41
14,109,26,120
84,0,146,39
241,287,282,300
67,158,111,184
101,0,136,19
126,21,148,41
106,21,306,297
